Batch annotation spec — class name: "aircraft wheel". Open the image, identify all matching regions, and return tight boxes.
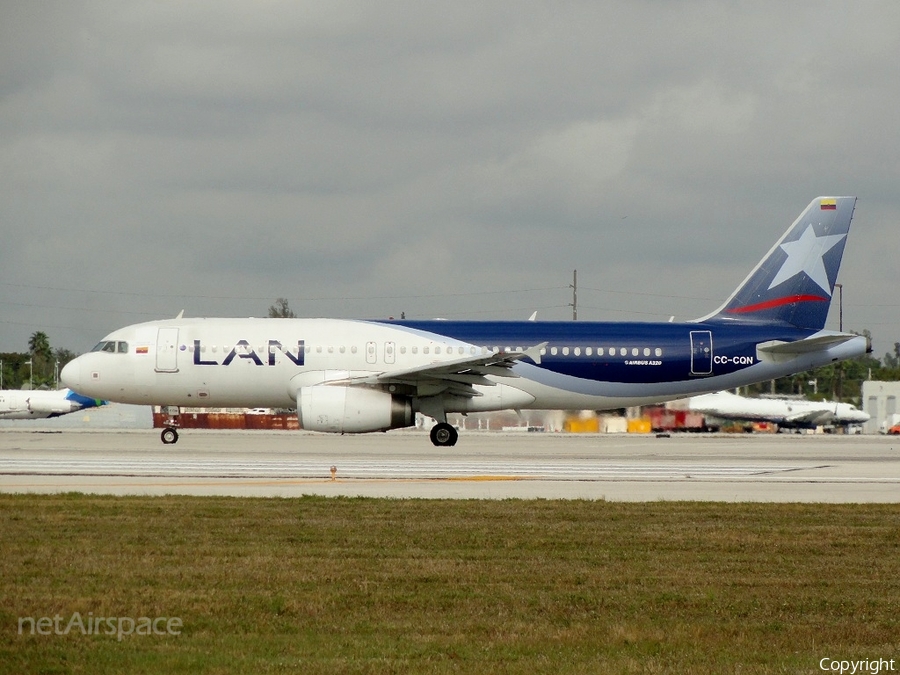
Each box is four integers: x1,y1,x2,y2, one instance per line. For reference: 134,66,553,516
161,427,179,445
430,423,458,447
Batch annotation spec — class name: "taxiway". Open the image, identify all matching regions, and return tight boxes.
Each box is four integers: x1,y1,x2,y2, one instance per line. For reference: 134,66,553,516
2,429,899,501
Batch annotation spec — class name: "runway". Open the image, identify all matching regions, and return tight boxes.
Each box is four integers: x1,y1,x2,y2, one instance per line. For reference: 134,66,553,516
2,429,900,501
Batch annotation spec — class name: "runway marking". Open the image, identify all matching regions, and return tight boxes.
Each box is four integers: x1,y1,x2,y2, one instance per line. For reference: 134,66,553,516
0,457,823,481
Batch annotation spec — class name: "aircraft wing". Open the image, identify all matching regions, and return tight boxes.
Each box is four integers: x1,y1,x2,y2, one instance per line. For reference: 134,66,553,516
332,343,547,399
782,409,835,426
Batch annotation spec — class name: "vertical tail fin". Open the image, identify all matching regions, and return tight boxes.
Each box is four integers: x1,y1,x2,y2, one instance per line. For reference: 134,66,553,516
700,196,856,330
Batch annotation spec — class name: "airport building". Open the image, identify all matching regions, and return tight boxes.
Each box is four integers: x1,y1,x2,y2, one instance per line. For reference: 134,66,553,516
861,381,900,434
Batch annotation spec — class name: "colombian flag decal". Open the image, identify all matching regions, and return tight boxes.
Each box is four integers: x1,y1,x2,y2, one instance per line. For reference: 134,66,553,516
820,198,837,210
136,346,149,354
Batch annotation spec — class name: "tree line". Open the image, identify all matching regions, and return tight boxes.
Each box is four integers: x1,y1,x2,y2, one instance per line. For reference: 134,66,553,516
0,331,77,390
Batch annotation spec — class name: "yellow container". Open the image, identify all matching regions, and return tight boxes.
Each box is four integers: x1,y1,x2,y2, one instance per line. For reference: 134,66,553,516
627,418,652,434
564,416,599,433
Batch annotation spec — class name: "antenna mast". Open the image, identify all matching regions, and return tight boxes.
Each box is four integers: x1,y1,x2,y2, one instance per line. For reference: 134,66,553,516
570,270,577,320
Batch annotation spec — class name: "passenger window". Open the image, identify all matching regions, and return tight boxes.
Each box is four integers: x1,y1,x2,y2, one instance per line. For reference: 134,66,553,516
574,347,581,356
562,347,570,356
655,348,663,357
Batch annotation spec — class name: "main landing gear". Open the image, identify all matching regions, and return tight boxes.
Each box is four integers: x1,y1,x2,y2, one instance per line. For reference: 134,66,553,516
429,422,458,447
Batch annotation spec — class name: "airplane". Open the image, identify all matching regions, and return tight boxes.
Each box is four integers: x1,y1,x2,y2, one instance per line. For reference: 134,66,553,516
0,388,107,420
685,390,870,430
61,196,871,446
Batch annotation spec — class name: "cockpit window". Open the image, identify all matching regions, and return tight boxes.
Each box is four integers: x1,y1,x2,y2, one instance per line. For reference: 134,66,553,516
91,341,129,353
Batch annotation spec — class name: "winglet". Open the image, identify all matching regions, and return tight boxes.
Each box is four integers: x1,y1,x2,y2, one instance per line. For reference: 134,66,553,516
522,341,547,365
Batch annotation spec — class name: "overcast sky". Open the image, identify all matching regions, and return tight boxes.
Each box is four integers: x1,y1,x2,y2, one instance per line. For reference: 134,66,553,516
2,1,898,358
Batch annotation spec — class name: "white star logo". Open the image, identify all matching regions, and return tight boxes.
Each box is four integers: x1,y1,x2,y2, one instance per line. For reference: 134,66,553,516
767,225,846,294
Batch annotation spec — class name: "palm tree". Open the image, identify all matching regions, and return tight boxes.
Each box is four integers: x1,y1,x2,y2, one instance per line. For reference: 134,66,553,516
28,331,52,385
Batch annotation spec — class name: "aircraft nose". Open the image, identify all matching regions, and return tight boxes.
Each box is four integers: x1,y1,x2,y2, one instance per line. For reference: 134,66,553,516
60,359,81,390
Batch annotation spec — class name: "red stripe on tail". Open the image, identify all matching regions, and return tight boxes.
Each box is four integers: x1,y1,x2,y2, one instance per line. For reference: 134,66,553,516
726,294,828,314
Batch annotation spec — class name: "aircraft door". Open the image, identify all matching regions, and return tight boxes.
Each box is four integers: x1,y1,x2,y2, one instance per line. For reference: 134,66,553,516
366,341,377,365
384,341,395,364
690,331,713,376
156,328,180,373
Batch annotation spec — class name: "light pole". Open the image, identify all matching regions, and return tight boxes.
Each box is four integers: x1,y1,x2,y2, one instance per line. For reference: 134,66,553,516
835,283,843,401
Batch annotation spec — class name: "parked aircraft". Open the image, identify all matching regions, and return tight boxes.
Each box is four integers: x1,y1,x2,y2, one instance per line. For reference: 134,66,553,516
0,388,107,420
61,197,870,446
686,390,869,430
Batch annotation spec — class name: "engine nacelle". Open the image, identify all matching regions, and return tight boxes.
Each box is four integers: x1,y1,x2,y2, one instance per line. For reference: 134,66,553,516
27,398,77,415
297,386,413,434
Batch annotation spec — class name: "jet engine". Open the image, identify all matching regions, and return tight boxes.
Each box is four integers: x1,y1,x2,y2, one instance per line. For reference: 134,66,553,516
297,386,413,433
27,398,77,415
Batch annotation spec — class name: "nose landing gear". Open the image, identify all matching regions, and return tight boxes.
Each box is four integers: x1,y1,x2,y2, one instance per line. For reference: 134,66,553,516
160,405,180,444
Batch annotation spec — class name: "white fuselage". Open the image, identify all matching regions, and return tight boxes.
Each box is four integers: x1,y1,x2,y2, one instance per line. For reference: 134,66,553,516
687,390,870,427
0,388,104,420
61,317,870,416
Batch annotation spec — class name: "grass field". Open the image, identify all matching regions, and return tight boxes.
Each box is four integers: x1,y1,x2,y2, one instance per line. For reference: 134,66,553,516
2,494,900,674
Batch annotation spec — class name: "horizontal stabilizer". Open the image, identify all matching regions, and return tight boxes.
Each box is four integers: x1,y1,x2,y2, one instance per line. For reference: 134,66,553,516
756,333,857,363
